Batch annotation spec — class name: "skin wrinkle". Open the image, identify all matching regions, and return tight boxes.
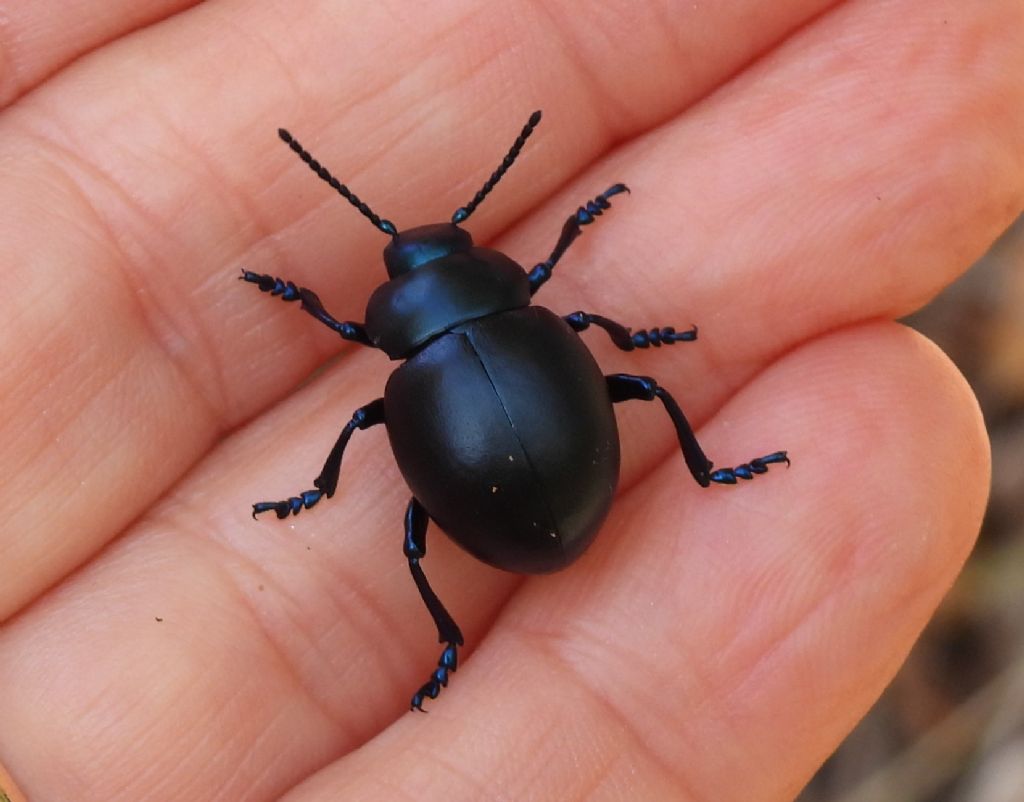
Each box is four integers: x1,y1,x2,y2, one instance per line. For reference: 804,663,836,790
214,702,306,802
364,773,425,802
0,9,19,105
553,738,618,802
544,598,733,789
263,8,511,235
411,741,495,802
9,24,368,421
134,108,256,417
524,0,625,130
14,95,346,435
162,499,412,736
0,294,112,485
3,115,229,426
717,594,928,800
523,630,703,801
75,546,337,801
0,2,203,108
711,564,865,796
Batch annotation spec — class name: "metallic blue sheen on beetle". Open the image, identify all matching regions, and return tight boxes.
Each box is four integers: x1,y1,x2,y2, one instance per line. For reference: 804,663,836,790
241,111,789,711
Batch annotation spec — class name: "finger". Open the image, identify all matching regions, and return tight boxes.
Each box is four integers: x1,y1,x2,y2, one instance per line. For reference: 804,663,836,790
0,0,201,108
0,0,842,619
284,322,987,801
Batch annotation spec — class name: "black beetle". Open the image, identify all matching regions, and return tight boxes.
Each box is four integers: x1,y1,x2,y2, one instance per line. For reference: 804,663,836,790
242,111,788,710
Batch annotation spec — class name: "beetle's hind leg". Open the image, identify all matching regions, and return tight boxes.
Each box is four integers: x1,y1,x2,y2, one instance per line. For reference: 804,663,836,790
606,373,788,487
250,399,385,519
564,311,697,351
404,497,464,712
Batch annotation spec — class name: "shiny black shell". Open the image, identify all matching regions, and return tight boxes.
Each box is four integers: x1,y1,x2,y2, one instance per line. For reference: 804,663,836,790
384,305,620,574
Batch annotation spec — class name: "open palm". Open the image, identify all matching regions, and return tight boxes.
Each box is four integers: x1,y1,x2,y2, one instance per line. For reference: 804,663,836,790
1,2,1021,800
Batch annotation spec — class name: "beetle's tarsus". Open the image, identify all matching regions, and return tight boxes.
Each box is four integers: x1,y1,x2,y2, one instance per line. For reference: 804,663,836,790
631,323,698,348
709,451,790,484
529,184,630,295
251,489,322,520
565,313,698,352
409,640,460,711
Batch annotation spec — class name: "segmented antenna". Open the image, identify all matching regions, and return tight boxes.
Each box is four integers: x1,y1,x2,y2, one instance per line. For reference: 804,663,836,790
451,110,542,224
278,129,397,237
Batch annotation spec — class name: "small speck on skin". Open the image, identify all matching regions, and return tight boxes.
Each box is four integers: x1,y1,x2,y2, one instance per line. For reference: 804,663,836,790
258,584,265,592
155,616,163,623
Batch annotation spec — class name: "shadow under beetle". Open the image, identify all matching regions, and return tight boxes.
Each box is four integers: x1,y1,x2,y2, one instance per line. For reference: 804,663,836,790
242,111,789,711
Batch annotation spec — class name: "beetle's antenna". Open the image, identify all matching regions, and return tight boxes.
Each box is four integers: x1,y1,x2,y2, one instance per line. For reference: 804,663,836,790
278,129,398,237
451,110,542,224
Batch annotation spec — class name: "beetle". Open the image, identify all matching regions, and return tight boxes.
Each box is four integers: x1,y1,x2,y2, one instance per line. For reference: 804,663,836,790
242,111,788,710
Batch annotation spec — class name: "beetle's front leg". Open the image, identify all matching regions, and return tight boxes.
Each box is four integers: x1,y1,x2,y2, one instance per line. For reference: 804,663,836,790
606,373,789,487
404,498,464,712
251,399,385,519
527,184,629,295
564,311,697,351
240,270,374,346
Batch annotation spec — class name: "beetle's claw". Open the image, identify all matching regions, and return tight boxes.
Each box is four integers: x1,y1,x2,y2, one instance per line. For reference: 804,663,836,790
409,641,460,712
410,681,439,712
251,501,286,519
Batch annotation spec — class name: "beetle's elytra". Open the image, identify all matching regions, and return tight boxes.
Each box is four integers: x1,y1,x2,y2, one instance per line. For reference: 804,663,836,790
243,111,788,710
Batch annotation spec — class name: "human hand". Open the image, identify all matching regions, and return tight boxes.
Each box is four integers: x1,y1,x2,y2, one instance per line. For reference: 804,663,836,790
1,1,1021,800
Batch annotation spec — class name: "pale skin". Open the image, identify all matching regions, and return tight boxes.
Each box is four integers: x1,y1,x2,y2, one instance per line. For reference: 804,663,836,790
0,1,1021,800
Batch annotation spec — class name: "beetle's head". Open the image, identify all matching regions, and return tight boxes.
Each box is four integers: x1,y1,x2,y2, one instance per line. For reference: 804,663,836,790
382,223,473,278
275,111,542,276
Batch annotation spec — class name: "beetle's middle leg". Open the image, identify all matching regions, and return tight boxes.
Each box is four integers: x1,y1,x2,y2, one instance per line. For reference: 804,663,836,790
564,311,697,351
250,399,385,519
606,373,789,487
527,184,629,295
404,497,464,711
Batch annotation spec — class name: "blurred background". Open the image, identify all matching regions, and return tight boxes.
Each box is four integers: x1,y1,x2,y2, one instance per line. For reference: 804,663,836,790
799,215,1024,802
